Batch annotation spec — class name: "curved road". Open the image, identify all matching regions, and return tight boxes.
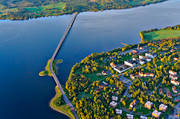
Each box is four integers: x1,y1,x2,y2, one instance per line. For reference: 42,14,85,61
49,13,79,119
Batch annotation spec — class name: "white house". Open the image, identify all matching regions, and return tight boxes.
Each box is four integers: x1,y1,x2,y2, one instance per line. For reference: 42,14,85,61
171,80,179,86
124,61,136,67
112,96,118,101
159,104,168,112
113,67,122,73
110,101,117,108
139,55,144,60
146,58,151,62
169,75,178,80
139,60,145,65
145,53,154,58
169,70,177,75
127,114,133,119
115,109,122,115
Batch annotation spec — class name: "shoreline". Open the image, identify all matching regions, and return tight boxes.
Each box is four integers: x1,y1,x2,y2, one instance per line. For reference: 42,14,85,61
0,0,167,21
49,87,75,119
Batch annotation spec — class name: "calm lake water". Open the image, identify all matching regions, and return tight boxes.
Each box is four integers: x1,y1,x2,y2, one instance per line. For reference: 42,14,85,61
0,0,180,119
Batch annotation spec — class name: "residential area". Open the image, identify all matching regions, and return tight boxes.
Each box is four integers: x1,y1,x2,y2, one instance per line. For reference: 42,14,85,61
65,38,180,119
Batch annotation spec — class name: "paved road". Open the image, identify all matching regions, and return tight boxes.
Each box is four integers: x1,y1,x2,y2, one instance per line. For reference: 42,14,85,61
49,13,79,119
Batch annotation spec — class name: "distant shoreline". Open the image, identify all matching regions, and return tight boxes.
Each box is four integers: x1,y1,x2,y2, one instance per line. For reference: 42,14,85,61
0,0,167,20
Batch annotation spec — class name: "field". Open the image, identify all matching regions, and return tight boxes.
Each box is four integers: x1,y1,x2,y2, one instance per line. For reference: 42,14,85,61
0,0,166,20
143,29,180,41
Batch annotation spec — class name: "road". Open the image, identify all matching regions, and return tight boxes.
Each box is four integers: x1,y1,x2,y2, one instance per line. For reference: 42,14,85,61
49,13,79,119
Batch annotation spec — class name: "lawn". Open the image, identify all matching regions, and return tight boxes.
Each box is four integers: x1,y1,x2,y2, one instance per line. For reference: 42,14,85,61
24,2,66,14
143,29,180,41
84,72,106,82
42,2,65,10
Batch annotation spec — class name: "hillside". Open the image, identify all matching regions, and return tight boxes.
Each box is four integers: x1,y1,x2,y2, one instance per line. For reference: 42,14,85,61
0,0,166,20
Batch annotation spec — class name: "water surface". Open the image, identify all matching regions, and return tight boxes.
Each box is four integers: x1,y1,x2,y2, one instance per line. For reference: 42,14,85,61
0,0,180,118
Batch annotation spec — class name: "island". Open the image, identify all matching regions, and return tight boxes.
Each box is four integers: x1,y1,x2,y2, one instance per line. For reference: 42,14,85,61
49,25,180,119
0,0,166,20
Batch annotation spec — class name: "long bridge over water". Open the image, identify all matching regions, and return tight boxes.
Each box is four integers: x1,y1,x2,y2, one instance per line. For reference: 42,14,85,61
49,13,79,119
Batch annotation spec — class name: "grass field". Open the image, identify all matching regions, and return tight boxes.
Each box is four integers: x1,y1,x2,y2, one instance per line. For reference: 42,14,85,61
143,29,180,41
50,86,75,119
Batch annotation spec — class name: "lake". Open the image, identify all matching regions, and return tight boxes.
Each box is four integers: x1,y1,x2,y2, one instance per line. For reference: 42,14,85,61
0,0,180,119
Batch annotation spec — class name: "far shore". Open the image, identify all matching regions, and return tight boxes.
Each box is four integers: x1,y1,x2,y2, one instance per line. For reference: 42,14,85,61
0,0,167,20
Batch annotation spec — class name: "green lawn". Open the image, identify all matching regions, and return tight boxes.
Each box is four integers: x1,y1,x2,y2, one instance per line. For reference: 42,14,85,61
84,72,106,82
42,2,65,10
143,29,180,41
24,2,65,13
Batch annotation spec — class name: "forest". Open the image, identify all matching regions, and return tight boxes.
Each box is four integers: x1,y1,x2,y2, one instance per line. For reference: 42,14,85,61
0,0,166,20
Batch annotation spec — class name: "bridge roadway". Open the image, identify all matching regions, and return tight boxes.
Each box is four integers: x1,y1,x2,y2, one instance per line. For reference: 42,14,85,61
49,13,79,119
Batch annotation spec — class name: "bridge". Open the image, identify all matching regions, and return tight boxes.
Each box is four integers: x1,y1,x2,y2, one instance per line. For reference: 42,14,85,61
49,13,79,119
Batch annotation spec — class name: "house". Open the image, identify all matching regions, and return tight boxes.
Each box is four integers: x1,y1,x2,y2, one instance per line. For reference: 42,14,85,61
127,114,133,119
124,61,136,67
171,80,179,86
130,100,136,108
130,74,136,80
140,116,147,119
144,73,154,77
140,47,143,50
113,67,121,73
144,101,153,109
139,55,144,60
115,109,122,115
169,75,178,80
132,58,137,61
145,53,154,58
159,88,163,95
173,57,178,61
152,110,161,118
110,101,117,108
132,50,138,54
170,49,175,52
112,96,118,101
110,62,116,68
169,70,177,75
159,104,168,112
146,58,151,62
139,60,145,65
110,63,122,73
139,72,144,77
102,71,107,76
172,86,178,93
167,90,172,98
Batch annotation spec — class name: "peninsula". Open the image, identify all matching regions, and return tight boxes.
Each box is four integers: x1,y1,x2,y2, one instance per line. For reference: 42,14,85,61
0,0,166,20
53,25,179,118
